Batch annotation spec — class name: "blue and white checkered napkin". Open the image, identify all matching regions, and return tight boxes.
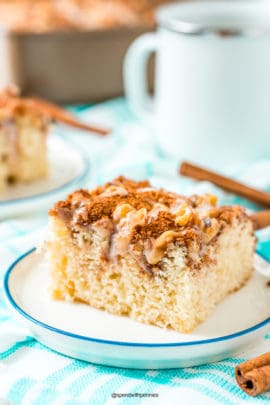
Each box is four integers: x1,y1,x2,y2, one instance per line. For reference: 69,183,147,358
1,99,270,405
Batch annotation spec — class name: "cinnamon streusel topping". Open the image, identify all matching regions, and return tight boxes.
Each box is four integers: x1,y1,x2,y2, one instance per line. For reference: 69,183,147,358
50,176,251,274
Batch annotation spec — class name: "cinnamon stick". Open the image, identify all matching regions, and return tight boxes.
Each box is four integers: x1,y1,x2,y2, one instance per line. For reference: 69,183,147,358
250,210,270,230
0,86,110,136
235,353,270,396
179,161,270,207
26,98,110,136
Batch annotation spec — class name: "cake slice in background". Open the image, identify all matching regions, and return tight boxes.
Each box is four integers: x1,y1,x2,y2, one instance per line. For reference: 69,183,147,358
47,176,255,333
0,85,107,192
0,86,49,190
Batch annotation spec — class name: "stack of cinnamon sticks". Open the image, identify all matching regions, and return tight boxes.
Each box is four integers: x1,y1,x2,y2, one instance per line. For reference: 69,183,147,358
235,353,270,396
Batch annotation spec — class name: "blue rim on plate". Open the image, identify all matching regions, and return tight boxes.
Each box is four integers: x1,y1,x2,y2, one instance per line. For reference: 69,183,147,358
3,248,270,348
0,136,89,207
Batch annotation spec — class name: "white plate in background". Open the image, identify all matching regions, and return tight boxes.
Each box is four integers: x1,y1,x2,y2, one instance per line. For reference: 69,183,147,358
4,249,270,369
0,134,89,218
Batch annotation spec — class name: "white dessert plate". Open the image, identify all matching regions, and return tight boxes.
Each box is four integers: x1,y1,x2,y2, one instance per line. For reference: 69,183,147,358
0,133,89,218
4,249,270,369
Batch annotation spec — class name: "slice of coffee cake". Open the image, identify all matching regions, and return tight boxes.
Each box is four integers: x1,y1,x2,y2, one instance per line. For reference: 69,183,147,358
0,86,105,192
47,176,255,333
0,87,49,190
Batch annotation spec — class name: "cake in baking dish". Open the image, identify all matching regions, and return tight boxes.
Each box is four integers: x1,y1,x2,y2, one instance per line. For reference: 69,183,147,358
47,176,255,333
0,0,174,32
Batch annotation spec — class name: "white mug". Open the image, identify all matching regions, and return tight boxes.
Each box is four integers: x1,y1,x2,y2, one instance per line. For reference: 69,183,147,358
124,1,270,171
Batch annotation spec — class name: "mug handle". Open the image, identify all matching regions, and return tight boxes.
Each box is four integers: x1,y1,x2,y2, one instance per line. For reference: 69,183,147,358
124,33,159,124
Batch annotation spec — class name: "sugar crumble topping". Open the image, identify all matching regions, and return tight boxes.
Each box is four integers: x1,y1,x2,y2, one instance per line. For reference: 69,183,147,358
50,176,251,274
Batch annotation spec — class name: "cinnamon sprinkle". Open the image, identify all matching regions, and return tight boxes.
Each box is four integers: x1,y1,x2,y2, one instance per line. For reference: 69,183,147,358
50,176,250,242
49,176,254,275
131,211,176,242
